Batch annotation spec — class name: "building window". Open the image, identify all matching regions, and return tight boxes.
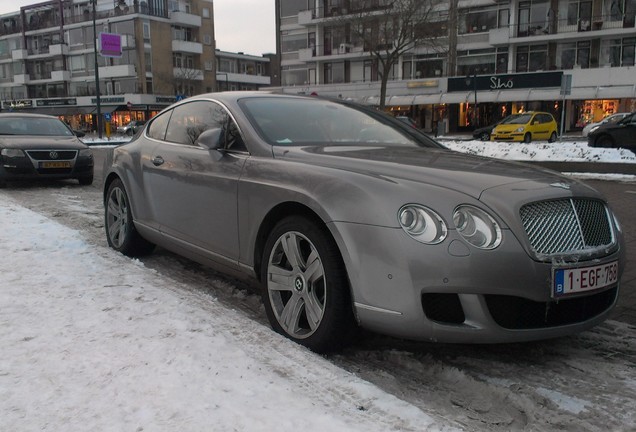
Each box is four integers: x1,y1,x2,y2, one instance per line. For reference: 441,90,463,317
604,37,636,66
281,33,307,52
280,0,306,17
143,22,150,41
459,5,509,34
202,7,210,18
517,0,551,37
203,34,212,45
173,53,183,68
558,41,591,69
516,45,548,72
205,61,213,71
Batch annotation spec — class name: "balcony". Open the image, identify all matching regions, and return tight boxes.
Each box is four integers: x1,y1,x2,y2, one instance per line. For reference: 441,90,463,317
172,40,203,55
100,64,136,79
169,10,202,27
12,49,28,60
51,70,71,81
14,74,30,84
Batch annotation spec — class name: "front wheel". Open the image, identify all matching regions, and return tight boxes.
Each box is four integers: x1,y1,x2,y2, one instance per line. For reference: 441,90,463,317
78,175,93,186
523,133,532,143
548,131,557,143
105,178,155,256
261,216,356,353
480,132,490,141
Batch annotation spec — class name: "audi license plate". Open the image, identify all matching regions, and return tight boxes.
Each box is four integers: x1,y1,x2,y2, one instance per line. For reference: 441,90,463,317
40,161,71,169
553,261,618,297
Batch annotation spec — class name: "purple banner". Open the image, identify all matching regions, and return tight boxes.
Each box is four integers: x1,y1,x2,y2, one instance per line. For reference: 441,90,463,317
99,33,122,58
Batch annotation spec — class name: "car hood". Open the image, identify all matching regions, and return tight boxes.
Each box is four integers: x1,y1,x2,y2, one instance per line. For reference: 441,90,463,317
493,123,525,133
0,135,87,149
273,145,595,201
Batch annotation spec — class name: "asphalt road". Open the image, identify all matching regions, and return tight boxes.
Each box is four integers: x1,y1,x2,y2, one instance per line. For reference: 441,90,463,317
91,147,636,325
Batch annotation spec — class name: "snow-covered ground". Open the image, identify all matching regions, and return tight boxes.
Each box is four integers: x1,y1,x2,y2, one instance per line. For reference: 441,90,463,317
1,135,635,431
0,196,452,431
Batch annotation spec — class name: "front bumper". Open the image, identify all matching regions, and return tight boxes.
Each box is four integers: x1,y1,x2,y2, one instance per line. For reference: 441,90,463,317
492,132,524,142
1,151,93,182
330,221,624,343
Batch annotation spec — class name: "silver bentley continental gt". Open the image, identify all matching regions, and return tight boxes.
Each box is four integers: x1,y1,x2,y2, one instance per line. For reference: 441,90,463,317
103,92,625,353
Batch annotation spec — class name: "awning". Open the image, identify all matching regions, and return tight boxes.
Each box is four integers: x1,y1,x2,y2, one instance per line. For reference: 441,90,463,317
97,105,124,114
386,95,416,106
413,94,443,105
440,92,471,104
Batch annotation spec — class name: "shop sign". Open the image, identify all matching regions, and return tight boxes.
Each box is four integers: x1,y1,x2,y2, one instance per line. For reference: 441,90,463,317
2,99,33,109
407,80,439,89
448,71,563,92
156,96,176,103
36,98,77,107
99,33,122,58
91,96,125,104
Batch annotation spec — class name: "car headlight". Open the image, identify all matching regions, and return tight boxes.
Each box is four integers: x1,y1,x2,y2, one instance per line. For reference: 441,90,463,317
515,127,525,133
78,148,93,158
1,148,25,157
453,205,502,249
398,204,447,244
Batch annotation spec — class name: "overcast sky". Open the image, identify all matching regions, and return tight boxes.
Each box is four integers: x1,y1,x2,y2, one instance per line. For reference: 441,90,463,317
0,0,276,56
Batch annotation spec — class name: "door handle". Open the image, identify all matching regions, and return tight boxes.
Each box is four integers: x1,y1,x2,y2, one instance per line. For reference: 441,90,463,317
152,156,164,166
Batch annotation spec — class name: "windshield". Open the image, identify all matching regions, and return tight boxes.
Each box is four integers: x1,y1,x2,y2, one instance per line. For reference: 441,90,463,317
501,113,532,125
240,97,425,147
0,117,74,136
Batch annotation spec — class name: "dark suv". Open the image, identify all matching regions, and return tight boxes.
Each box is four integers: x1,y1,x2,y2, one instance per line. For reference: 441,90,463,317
588,112,636,149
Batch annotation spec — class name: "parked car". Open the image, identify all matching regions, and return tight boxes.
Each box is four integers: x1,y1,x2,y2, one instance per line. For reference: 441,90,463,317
395,116,418,128
103,92,624,353
491,111,558,143
582,112,631,137
587,112,636,149
472,114,519,141
0,113,94,187
117,120,146,136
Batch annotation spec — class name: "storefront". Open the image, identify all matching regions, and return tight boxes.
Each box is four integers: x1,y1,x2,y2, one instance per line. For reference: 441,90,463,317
447,71,565,133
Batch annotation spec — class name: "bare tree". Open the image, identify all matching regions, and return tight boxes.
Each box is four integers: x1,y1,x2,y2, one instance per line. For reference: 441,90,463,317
154,66,203,97
333,0,441,109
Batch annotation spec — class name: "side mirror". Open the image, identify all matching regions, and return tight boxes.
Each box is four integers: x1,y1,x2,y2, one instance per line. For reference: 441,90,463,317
74,130,86,138
196,127,224,150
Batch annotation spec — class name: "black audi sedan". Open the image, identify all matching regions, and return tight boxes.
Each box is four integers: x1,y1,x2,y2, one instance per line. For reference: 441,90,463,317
0,113,94,187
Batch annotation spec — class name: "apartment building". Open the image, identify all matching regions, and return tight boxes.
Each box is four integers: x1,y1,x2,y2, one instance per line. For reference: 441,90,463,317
215,49,273,91
0,0,216,132
274,0,636,133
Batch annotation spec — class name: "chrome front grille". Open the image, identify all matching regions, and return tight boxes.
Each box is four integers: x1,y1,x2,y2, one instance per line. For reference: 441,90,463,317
520,199,613,256
26,150,77,161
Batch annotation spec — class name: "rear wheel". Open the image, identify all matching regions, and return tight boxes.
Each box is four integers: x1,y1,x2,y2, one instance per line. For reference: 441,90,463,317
548,131,557,143
479,132,490,141
523,133,532,143
105,178,155,256
596,135,615,148
261,215,356,353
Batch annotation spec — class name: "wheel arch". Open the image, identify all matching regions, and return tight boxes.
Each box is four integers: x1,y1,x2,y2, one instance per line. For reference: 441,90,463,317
253,202,341,284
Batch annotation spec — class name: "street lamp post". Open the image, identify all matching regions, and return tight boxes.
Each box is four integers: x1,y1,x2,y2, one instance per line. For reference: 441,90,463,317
465,73,478,128
92,0,102,138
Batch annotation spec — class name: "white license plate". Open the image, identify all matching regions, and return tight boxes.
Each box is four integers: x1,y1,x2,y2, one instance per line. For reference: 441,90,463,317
553,261,618,297
41,161,71,169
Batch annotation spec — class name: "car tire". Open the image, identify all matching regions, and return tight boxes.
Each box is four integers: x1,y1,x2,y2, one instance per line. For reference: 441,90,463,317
261,215,356,353
523,133,532,143
78,175,93,186
480,132,490,141
596,135,615,148
548,132,557,143
105,178,155,257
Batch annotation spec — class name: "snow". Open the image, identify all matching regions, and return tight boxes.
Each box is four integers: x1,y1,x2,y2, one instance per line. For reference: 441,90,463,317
0,197,453,431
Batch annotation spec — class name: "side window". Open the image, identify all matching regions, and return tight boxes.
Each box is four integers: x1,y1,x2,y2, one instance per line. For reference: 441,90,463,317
225,120,247,152
165,101,227,146
146,109,172,141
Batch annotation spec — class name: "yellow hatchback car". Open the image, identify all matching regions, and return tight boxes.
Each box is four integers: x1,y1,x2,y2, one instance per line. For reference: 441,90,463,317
491,111,558,143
